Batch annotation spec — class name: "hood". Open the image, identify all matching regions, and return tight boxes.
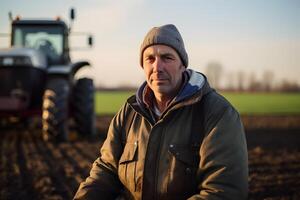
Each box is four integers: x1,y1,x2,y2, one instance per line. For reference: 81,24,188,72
135,69,212,110
0,47,47,68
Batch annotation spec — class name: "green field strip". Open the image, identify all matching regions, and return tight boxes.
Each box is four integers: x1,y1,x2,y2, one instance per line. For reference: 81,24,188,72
95,91,300,115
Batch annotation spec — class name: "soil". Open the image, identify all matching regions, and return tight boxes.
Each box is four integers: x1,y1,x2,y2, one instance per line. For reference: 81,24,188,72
0,115,299,200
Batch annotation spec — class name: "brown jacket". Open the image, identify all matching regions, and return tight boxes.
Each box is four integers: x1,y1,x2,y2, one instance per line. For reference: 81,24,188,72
74,70,248,200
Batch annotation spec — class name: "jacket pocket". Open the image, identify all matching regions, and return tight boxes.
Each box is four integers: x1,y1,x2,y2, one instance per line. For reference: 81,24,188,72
167,144,199,195
118,141,138,192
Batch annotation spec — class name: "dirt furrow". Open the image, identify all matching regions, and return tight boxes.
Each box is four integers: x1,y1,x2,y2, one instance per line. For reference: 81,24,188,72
16,130,38,199
59,143,92,181
1,130,25,199
19,131,41,197
1,124,300,199
77,140,101,156
248,147,300,199
73,142,100,163
30,131,72,199
0,131,8,199
44,141,84,190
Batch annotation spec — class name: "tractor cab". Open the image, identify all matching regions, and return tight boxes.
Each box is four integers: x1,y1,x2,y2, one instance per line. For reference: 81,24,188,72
11,19,70,65
0,9,95,142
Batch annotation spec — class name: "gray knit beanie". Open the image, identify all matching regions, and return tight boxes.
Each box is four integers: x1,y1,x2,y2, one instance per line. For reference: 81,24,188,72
140,24,188,67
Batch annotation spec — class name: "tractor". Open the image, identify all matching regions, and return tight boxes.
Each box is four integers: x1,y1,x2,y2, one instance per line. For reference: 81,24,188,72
0,9,95,142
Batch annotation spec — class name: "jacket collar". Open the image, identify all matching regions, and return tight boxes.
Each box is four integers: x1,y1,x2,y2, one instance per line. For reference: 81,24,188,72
131,69,213,120
175,69,206,102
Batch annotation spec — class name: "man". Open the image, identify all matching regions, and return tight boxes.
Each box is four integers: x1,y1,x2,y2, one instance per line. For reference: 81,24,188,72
74,24,248,200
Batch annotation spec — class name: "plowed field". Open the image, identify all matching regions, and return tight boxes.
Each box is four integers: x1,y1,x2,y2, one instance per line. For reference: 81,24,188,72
0,116,300,200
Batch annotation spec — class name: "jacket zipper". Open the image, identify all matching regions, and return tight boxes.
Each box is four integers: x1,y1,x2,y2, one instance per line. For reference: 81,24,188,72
153,123,166,200
140,119,165,200
129,103,186,199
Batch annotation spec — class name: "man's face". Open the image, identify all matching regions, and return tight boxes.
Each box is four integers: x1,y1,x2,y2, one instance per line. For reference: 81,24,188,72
143,45,185,98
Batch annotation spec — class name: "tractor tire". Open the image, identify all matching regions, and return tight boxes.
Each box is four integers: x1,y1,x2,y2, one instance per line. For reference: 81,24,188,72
72,78,96,136
42,78,70,142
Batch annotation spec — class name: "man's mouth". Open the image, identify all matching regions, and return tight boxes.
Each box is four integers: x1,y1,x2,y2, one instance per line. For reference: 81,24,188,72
152,78,168,83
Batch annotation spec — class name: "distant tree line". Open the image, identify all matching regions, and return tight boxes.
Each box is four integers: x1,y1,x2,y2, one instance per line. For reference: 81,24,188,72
96,61,300,92
205,61,300,92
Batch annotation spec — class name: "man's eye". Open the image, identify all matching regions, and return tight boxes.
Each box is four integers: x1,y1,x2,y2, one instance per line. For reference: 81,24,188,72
145,57,154,63
163,56,174,61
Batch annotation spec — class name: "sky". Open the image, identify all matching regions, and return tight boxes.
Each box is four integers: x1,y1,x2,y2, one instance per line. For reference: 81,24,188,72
1,0,299,88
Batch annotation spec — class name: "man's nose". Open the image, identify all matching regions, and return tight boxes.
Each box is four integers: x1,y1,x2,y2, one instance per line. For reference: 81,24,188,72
153,57,163,72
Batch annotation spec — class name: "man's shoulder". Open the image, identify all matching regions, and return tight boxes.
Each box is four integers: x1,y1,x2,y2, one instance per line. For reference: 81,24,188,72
121,94,141,116
203,91,231,107
127,94,137,104
200,91,240,133
201,90,235,119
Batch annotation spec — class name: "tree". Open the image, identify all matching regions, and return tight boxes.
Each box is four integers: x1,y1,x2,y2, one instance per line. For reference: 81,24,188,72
248,72,263,91
237,70,245,91
262,70,274,91
205,61,223,90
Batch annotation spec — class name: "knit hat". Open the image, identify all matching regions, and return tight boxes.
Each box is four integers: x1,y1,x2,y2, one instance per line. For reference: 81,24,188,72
140,24,188,67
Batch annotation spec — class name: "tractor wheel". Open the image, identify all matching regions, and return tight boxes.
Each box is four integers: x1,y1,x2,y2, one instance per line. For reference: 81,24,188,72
72,78,96,136
42,78,69,142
